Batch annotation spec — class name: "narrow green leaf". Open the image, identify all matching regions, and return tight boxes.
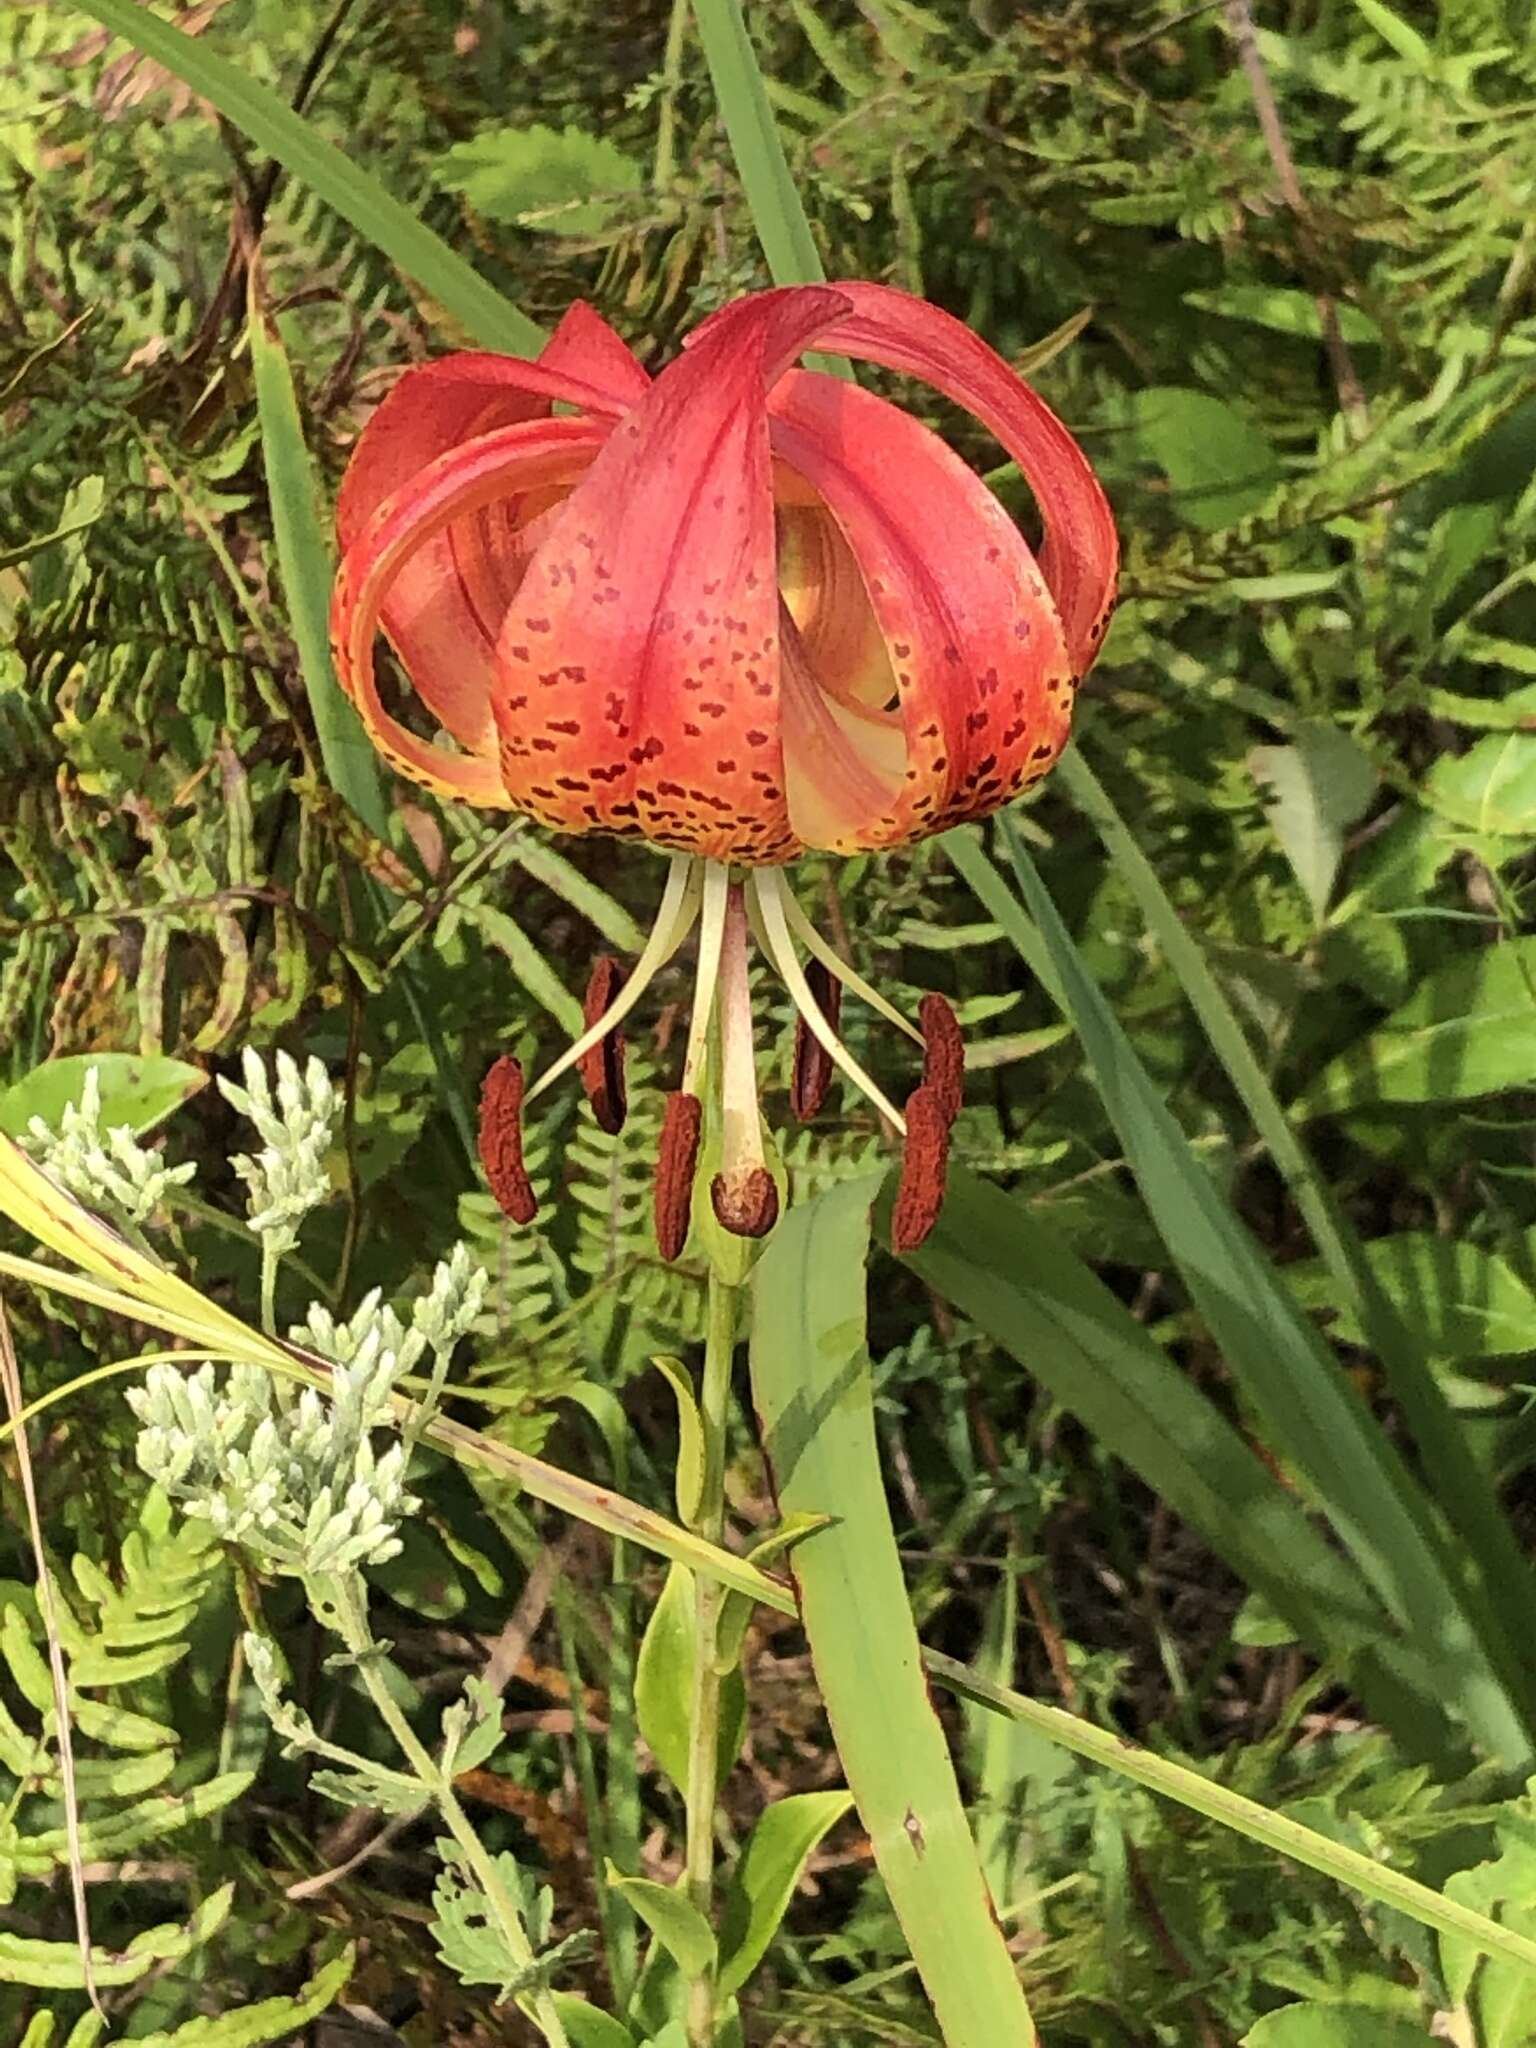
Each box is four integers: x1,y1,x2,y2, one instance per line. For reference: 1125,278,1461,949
1183,283,1381,343
247,276,390,842
929,1655,1536,1989
1243,2011,1434,2047
605,1868,717,1980
130,1943,354,2046
989,814,1536,1766
651,1356,706,1525
717,1789,854,1997
552,1999,639,2048
72,0,543,354
1346,0,1435,69
692,0,828,289
634,1562,747,1793
900,1168,1456,1757
1029,757,1536,1731
458,901,585,1033
0,1883,232,1989
751,1178,1039,2048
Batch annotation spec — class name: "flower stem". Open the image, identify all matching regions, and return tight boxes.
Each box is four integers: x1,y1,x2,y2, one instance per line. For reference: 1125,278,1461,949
258,1238,279,1339
327,1576,571,2048
683,1263,738,2047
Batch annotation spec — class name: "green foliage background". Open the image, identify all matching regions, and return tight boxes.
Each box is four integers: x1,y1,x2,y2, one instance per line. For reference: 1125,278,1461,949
3,0,1536,2040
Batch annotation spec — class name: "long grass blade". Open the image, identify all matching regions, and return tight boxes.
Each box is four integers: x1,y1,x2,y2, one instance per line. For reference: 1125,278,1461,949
898,1167,1458,1763
691,0,827,290
969,816,1535,1765
247,264,390,841
73,0,544,355
751,1178,1039,2048
1057,745,1536,1672
926,1650,1536,1984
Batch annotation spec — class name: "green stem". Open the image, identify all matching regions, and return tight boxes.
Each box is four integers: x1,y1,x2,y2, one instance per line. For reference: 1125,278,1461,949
258,1238,280,1342
683,1265,738,2047
327,1577,571,2048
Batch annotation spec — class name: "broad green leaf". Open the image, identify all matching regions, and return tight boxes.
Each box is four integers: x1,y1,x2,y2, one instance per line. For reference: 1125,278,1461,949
247,276,390,841
1301,937,1536,1110
717,1790,854,1997
1249,722,1378,922
552,2000,639,2048
0,1883,231,1989
1184,284,1381,344
435,124,642,236
634,1563,747,1794
130,1943,354,2045
1285,1233,1536,1361
605,1869,716,1980
71,0,543,354
1243,2011,1434,2047
1132,387,1280,529
751,1179,1039,2048
1426,733,1536,837
0,1055,205,1140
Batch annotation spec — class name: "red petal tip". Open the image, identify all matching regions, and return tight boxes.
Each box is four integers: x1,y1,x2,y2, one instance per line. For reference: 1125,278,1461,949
891,1082,952,1253
655,1091,703,1262
478,1056,538,1225
578,954,628,1135
710,1165,780,1240
790,958,841,1121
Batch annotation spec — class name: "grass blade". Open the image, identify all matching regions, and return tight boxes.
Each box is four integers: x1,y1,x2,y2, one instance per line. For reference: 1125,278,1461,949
898,1166,1460,1762
1058,744,1536,1671
751,1178,1040,2048
247,265,390,841
963,816,1535,1766
927,1650,1536,1986
74,0,544,355
692,0,828,289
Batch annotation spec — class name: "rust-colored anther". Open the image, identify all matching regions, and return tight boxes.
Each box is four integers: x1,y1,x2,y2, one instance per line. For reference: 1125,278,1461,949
478,1056,537,1225
791,957,841,1121
654,1090,703,1262
891,1083,952,1253
918,992,965,1125
577,953,628,1135
711,1164,780,1239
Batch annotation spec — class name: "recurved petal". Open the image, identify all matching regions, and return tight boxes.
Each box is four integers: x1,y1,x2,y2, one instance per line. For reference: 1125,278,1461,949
335,306,647,752
490,288,851,862
769,369,1074,850
804,282,1118,675
331,417,607,806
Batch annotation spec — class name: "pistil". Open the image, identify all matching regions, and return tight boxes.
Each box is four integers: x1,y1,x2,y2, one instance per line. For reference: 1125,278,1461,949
711,885,778,1239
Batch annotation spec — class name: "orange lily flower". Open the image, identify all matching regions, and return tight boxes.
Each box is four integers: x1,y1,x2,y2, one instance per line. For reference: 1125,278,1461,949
331,283,1116,1256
